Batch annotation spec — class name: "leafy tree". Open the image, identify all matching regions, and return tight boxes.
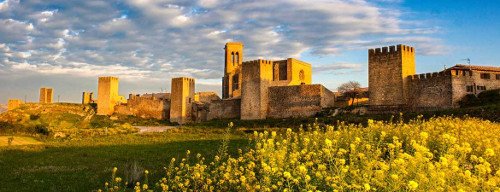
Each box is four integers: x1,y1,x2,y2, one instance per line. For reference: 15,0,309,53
338,81,362,106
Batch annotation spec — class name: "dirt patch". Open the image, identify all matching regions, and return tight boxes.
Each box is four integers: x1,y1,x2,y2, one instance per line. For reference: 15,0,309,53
134,126,178,134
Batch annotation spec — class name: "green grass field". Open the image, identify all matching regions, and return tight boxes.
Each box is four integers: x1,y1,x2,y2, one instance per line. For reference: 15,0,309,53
1,102,498,191
0,128,249,192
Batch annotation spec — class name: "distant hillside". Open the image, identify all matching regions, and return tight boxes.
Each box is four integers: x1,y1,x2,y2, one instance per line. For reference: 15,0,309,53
0,104,6,113
0,103,140,138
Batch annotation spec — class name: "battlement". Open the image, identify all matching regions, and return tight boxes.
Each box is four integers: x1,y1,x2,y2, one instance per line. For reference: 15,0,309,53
410,71,451,80
368,44,415,57
98,76,119,81
172,77,195,83
225,42,244,46
242,59,274,66
128,93,170,101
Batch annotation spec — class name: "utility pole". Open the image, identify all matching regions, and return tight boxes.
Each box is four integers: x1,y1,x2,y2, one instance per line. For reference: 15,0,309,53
57,95,60,103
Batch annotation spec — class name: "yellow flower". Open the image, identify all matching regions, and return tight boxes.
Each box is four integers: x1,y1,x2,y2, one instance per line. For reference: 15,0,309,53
485,148,495,157
325,139,333,147
408,180,418,190
299,165,307,174
364,183,371,191
420,132,428,140
390,174,399,180
283,171,292,179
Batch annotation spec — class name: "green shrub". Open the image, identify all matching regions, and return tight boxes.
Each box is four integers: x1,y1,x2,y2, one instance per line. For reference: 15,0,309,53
477,89,500,104
458,94,480,107
90,115,115,128
29,114,40,120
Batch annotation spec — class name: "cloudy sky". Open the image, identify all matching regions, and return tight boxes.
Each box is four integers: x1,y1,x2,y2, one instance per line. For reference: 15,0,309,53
0,0,499,103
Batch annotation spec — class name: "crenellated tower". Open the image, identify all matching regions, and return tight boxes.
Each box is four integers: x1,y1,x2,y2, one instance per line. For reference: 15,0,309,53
368,44,416,107
240,59,274,120
222,42,244,99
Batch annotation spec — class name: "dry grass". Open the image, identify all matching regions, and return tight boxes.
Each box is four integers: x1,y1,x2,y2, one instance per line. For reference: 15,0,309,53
0,136,43,146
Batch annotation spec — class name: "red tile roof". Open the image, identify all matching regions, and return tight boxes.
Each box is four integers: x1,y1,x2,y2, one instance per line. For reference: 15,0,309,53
448,64,500,72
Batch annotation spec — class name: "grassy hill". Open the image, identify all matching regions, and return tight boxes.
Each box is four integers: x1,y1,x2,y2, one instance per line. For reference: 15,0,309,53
0,103,156,138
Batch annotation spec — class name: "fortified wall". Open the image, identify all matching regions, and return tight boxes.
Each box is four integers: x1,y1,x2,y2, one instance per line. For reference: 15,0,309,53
115,93,171,119
268,84,335,119
408,71,453,110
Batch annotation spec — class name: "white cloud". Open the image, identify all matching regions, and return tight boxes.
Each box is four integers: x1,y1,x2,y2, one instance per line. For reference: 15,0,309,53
32,9,58,23
0,0,19,12
314,63,362,73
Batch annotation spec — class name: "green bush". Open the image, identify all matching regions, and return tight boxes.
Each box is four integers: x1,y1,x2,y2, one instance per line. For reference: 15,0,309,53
90,115,115,128
29,114,40,120
477,89,500,104
459,94,480,107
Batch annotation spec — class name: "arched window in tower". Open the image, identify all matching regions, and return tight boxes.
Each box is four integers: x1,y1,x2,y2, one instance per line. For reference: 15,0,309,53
236,52,239,64
231,52,235,65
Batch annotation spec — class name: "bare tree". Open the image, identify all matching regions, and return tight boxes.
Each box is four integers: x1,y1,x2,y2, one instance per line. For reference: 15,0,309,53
338,81,362,106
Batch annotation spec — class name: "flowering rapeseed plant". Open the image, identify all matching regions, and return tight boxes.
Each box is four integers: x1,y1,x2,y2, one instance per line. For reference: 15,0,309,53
100,116,500,191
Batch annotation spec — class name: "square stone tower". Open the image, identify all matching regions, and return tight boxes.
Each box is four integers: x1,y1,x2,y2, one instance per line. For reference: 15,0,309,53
222,42,244,99
368,44,416,107
82,92,93,104
97,76,119,115
170,77,195,124
240,59,274,120
39,87,53,104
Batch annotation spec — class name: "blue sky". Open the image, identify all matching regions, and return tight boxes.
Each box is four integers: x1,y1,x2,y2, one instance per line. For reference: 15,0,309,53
0,0,499,103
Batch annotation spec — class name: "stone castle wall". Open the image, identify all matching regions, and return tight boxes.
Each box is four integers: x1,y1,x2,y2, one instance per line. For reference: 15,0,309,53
115,93,170,119
207,99,241,120
195,92,220,103
268,84,335,119
408,72,453,110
